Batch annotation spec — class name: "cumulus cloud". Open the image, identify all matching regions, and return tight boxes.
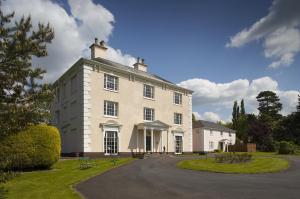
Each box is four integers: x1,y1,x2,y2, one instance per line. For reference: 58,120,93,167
179,76,300,119
193,111,224,123
2,0,136,82
226,0,300,69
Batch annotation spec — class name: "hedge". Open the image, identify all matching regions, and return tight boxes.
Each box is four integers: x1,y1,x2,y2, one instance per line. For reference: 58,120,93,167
0,125,61,170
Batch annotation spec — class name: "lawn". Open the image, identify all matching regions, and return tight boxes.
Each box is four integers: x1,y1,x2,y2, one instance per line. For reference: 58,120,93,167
2,158,134,199
177,156,289,174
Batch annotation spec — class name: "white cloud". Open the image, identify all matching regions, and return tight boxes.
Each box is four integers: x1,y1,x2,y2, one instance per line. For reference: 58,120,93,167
179,76,300,121
226,0,300,69
193,111,224,123
2,0,136,82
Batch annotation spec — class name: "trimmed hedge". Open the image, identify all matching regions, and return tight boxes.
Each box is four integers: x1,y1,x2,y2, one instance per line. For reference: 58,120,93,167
0,125,61,170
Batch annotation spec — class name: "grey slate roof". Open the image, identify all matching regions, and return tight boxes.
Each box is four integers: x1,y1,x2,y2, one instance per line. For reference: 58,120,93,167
93,57,191,92
193,120,235,133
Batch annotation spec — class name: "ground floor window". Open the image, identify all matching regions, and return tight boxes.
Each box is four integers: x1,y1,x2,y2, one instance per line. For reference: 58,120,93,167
104,131,118,155
209,141,214,150
175,135,183,154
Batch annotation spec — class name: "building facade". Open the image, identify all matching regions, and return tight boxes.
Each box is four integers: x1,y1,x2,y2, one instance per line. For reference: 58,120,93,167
193,120,236,152
51,40,193,156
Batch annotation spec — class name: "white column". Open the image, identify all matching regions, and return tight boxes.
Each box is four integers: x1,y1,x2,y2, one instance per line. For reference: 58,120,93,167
166,130,169,153
144,128,146,152
151,128,154,153
160,130,163,152
137,130,139,152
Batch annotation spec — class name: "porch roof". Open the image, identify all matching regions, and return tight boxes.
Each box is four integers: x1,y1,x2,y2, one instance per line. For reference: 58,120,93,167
136,120,170,130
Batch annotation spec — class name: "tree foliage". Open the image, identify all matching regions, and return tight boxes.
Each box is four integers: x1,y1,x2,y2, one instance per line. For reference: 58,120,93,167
256,91,282,120
0,4,54,137
297,95,300,113
240,99,245,115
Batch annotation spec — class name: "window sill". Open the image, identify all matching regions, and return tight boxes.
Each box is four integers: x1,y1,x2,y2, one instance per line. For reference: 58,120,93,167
104,115,118,119
173,103,182,106
104,88,119,93
143,120,154,122
173,124,182,126
143,97,155,101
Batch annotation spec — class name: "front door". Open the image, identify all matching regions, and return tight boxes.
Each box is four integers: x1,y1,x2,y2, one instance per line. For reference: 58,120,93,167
219,142,224,151
146,135,151,152
104,131,118,155
175,136,183,154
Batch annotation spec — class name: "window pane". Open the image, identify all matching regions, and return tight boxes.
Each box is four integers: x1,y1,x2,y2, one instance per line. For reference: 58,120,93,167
144,84,154,98
104,101,118,116
104,74,118,91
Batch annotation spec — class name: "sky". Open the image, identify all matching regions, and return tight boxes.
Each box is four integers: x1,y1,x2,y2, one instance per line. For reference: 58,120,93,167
2,0,300,122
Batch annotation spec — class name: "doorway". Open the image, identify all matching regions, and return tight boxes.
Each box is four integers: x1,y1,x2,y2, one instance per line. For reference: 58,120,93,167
146,135,151,152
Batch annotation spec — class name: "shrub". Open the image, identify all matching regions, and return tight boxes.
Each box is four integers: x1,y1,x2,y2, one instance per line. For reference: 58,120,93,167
214,149,221,153
215,153,252,163
0,125,61,170
278,141,295,154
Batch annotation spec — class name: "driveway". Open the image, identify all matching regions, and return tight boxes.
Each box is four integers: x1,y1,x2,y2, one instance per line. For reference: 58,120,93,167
75,155,300,199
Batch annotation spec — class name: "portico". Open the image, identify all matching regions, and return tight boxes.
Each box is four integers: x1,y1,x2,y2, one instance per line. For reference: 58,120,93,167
136,120,170,153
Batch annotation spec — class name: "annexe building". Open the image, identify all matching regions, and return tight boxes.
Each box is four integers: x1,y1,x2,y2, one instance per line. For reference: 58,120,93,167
51,39,193,156
193,120,236,152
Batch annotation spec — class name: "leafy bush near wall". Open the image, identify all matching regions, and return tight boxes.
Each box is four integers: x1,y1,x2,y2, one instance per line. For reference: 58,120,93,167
215,153,252,163
0,125,61,170
278,141,295,154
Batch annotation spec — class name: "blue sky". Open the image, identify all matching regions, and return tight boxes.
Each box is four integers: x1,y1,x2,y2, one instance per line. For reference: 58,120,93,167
3,0,300,122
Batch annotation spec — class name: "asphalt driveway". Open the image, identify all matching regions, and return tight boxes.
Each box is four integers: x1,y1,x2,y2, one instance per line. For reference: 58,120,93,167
75,155,300,199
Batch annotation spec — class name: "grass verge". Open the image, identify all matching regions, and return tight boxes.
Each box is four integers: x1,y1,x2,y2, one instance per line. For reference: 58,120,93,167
2,158,134,199
177,157,289,174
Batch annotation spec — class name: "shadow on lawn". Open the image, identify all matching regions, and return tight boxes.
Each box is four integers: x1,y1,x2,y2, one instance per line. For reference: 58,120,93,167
0,186,7,199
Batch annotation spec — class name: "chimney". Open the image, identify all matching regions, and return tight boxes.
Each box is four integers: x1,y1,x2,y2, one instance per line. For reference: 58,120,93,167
133,57,148,72
89,38,107,59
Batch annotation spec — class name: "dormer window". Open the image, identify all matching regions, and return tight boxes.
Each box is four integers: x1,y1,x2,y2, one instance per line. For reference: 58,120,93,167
104,74,118,91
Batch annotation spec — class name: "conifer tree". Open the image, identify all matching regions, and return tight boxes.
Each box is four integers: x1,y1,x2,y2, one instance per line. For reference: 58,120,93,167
0,4,54,136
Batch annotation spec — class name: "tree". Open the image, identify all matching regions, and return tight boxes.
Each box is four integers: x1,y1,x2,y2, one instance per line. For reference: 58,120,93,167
297,95,300,113
192,113,196,122
0,4,54,137
256,91,282,121
240,99,245,115
232,101,238,129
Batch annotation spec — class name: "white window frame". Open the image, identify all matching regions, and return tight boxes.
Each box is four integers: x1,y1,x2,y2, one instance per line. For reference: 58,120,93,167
174,92,182,105
104,101,118,117
174,132,183,154
104,74,118,91
144,107,154,121
210,130,213,136
174,113,182,125
103,127,119,156
143,84,154,99
209,141,214,150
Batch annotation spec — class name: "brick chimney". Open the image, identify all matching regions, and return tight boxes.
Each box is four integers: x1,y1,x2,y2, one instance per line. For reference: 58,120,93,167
133,57,148,72
90,38,107,59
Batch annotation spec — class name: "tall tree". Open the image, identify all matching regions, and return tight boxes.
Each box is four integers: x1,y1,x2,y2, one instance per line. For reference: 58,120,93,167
232,101,238,129
256,91,282,120
0,4,54,137
237,105,240,119
297,95,300,113
240,99,245,115
192,113,196,122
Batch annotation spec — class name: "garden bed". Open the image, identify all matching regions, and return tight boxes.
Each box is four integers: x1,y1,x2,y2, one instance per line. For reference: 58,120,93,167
177,156,289,174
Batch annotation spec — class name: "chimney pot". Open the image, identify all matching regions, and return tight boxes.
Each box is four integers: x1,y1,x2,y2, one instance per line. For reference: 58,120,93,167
141,58,144,64
100,40,105,47
95,38,98,44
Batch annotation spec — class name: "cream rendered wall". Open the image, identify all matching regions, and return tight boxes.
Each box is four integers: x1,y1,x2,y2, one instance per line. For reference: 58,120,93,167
51,65,84,153
192,128,204,152
87,64,192,153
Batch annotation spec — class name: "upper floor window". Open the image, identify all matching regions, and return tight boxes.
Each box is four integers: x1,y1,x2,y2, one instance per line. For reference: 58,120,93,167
210,130,213,136
144,107,154,121
229,132,232,137
71,75,77,94
143,84,154,99
174,113,182,125
220,131,223,136
174,92,182,105
104,74,118,91
62,83,67,98
104,100,118,117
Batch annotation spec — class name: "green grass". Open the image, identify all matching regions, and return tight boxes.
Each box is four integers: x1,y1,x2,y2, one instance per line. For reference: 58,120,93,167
2,158,134,199
177,157,289,174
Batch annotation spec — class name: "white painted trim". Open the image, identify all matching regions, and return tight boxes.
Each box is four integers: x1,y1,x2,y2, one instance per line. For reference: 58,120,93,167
83,65,92,152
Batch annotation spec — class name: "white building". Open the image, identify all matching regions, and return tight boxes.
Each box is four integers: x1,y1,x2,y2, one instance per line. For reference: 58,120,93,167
192,120,236,152
51,39,193,156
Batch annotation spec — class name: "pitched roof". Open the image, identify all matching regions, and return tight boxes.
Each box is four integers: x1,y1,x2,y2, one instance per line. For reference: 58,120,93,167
193,120,235,133
93,57,192,93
